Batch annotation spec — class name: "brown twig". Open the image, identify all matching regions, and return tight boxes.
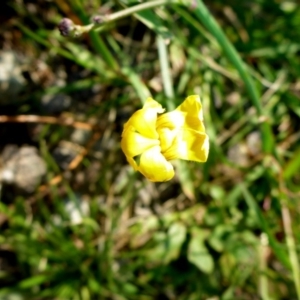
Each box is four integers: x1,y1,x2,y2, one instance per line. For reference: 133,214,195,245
68,131,102,170
30,130,102,202
0,115,93,130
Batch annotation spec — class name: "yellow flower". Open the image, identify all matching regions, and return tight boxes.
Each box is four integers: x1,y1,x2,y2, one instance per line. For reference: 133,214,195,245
121,95,209,182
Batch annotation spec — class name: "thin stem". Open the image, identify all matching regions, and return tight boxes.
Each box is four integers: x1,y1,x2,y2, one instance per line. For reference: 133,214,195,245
90,31,119,70
16,22,74,60
70,0,119,71
0,115,93,130
157,35,174,107
93,0,177,30
259,233,270,300
281,203,300,300
79,0,176,34
122,67,152,103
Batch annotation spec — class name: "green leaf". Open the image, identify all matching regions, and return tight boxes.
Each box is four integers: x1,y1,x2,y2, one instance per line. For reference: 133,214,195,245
283,147,300,180
163,222,187,263
240,184,290,269
208,224,234,252
143,222,186,265
18,274,48,289
187,228,214,274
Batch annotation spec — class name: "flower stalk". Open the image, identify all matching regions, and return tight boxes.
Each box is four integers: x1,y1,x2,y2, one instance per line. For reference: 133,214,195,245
58,0,182,38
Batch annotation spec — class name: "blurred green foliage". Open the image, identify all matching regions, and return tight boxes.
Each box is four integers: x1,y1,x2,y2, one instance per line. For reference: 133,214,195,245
1,0,300,299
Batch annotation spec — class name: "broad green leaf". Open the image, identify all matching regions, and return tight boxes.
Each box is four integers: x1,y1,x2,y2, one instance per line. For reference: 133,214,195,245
144,223,186,264
187,228,214,273
163,222,187,263
208,224,234,252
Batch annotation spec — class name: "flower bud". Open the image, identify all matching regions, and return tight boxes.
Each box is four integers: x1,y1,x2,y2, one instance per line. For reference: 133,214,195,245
58,18,75,37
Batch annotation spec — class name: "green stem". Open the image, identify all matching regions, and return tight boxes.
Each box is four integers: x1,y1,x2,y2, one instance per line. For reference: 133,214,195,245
281,202,300,300
89,31,119,71
259,234,270,300
16,22,74,60
71,0,119,71
157,35,175,107
70,0,179,78
193,0,275,154
93,0,177,30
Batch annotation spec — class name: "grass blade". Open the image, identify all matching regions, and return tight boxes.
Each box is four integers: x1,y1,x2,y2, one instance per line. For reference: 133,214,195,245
193,0,275,154
240,184,290,269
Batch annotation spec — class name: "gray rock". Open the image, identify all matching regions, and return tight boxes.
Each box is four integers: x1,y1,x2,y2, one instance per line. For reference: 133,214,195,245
70,128,91,145
41,93,72,113
227,143,249,167
52,141,79,169
0,145,46,193
0,51,26,105
246,131,261,156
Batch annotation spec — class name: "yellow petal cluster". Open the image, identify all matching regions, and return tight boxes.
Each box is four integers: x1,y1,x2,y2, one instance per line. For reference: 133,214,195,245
121,95,209,182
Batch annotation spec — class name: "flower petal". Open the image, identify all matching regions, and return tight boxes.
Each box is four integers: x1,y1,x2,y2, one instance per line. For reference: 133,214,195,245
125,98,164,140
143,97,165,111
121,124,159,158
137,146,174,182
176,95,203,122
157,127,178,153
163,129,209,162
125,155,139,171
157,95,206,134
156,110,185,130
